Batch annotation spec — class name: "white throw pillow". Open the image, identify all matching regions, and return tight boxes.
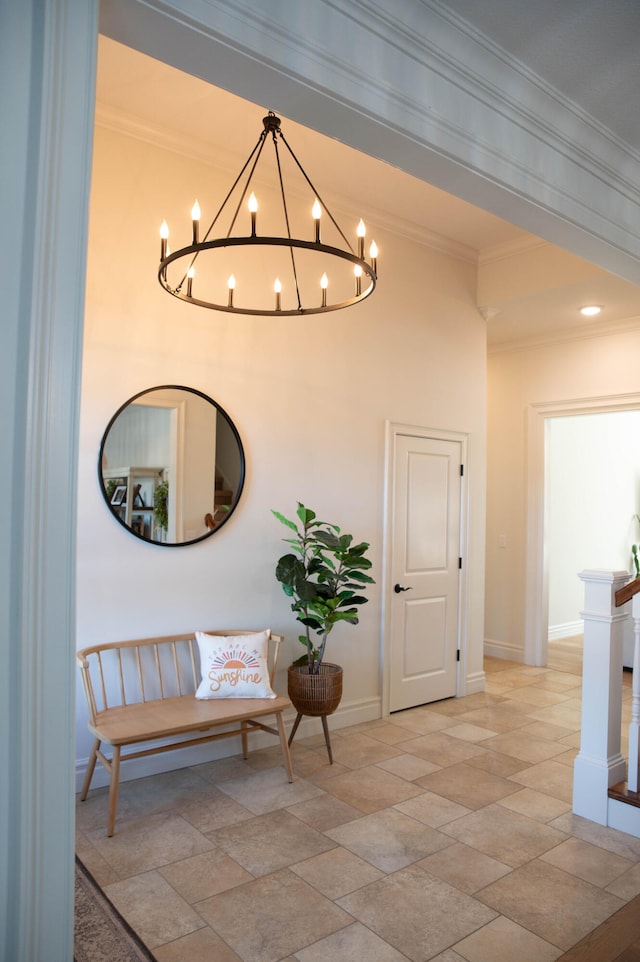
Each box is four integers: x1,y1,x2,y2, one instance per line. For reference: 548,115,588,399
195,629,276,699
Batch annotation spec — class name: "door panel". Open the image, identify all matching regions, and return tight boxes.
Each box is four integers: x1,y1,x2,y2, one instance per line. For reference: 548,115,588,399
389,434,461,711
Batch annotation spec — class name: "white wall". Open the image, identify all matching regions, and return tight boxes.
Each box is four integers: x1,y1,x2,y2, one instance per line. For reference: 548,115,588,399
76,120,488,784
547,411,640,634
486,329,640,662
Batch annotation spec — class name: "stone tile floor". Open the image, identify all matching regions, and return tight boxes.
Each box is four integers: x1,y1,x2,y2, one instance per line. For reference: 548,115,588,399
76,644,640,962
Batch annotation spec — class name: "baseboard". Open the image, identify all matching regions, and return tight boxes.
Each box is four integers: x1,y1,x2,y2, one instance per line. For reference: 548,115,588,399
484,638,525,662
548,620,583,641
465,670,486,695
75,696,382,793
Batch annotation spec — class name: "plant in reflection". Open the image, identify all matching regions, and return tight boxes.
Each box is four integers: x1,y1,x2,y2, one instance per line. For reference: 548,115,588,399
154,480,169,532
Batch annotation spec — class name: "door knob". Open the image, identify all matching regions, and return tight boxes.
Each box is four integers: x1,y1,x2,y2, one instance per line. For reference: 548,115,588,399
394,584,413,593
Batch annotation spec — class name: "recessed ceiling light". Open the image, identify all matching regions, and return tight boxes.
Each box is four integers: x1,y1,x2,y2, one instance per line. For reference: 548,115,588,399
579,305,602,317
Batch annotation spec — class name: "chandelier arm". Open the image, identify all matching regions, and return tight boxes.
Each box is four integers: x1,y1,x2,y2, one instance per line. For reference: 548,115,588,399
174,131,268,293
272,134,303,312
277,129,355,254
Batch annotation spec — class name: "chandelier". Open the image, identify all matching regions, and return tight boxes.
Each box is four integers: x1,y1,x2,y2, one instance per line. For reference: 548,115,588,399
158,112,378,315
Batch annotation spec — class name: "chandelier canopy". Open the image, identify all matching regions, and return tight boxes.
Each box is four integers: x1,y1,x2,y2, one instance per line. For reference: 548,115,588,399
158,112,378,316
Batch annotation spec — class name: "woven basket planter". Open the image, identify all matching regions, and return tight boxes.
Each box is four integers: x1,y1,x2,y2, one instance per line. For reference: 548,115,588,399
287,662,343,717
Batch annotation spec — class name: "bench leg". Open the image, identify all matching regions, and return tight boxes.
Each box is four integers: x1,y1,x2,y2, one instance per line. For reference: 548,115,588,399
276,711,294,783
241,720,249,759
80,738,100,801
107,746,121,837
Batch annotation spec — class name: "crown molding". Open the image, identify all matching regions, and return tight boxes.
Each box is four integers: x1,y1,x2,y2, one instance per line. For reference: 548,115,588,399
100,0,640,283
488,313,640,357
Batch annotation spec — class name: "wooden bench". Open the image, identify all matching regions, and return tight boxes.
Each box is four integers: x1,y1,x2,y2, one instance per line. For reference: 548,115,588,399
77,629,293,835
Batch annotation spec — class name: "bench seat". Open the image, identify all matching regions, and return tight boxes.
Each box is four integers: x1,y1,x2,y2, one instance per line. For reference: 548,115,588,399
77,629,293,835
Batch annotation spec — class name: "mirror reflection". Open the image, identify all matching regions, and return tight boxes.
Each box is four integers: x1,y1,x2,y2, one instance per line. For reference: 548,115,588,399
99,386,245,545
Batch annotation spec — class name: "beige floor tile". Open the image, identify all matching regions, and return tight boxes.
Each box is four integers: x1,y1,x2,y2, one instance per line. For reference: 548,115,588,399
465,751,530,778
501,687,571,708
476,859,624,951
440,804,567,867
314,763,424,813
324,731,404,768
417,842,511,894
87,811,214,876
217,765,324,815
519,720,576,741
445,723,499,742
399,730,487,767
540,836,633,887
481,731,568,764
290,846,383,898
525,699,583,730
375,753,442,780
386,708,459,735
549,812,640,861
394,789,472,827
158,847,253,902
363,722,423,745
196,868,351,962
104,870,206,950
496,787,570,822
416,762,521,810
326,808,452,872
210,809,335,877
293,921,409,961
454,705,533,734
606,861,640,899
286,792,363,831
508,759,575,802
178,787,255,834
337,864,497,961
452,914,562,962
154,926,243,962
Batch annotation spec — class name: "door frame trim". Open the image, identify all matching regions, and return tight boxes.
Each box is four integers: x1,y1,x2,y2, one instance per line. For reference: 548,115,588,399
381,421,469,715
525,392,640,666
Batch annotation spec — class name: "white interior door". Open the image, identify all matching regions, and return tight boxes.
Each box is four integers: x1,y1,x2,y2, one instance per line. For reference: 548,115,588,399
389,433,462,711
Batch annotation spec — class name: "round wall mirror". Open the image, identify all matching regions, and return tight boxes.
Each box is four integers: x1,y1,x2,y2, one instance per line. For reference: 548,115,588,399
98,385,245,546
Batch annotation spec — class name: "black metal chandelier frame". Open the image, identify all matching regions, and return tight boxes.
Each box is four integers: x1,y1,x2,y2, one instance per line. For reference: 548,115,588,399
158,112,378,316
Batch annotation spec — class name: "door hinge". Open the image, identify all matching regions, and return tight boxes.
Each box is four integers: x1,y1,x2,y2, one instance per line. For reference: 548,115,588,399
460,463,464,477
456,649,460,662
459,557,462,569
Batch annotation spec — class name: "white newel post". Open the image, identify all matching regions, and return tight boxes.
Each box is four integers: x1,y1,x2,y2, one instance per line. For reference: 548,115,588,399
628,593,640,792
573,570,629,824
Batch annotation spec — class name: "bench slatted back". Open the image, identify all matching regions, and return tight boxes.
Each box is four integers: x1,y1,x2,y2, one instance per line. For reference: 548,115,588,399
77,630,284,726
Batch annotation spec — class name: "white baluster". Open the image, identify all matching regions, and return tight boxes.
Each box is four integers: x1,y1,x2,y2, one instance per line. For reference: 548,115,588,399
628,594,640,792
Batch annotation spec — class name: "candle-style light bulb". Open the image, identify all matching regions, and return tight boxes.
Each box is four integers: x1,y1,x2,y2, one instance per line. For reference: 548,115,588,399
227,274,236,308
320,272,328,308
274,277,282,311
160,220,169,261
191,200,201,244
357,218,366,259
187,266,195,298
312,199,322,243
248,192,258,236
369,240,378,274
354,264,362,297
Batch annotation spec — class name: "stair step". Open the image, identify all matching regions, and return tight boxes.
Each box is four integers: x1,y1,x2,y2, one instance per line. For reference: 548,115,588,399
608,781,640,808
214,490,232,505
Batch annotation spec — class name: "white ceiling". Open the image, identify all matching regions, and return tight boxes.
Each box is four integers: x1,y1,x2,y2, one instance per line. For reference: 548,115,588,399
95,22,640,350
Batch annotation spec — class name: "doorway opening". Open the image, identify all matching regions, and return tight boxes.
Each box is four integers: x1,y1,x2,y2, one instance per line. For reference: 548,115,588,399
524,395,640,666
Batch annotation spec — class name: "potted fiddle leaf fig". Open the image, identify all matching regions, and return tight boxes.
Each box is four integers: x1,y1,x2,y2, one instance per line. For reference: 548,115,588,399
272,502,374,760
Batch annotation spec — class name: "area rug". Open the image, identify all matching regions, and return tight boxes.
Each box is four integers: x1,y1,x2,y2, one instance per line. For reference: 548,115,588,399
74,856,157,962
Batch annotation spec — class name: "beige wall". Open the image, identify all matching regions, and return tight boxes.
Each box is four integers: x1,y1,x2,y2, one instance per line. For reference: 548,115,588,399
76,121,488,783
486,327,640,661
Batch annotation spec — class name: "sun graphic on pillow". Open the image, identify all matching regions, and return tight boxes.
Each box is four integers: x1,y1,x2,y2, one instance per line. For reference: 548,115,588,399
211,648,261,670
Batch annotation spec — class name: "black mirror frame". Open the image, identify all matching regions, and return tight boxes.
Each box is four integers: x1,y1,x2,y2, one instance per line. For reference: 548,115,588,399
98,384,245,547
